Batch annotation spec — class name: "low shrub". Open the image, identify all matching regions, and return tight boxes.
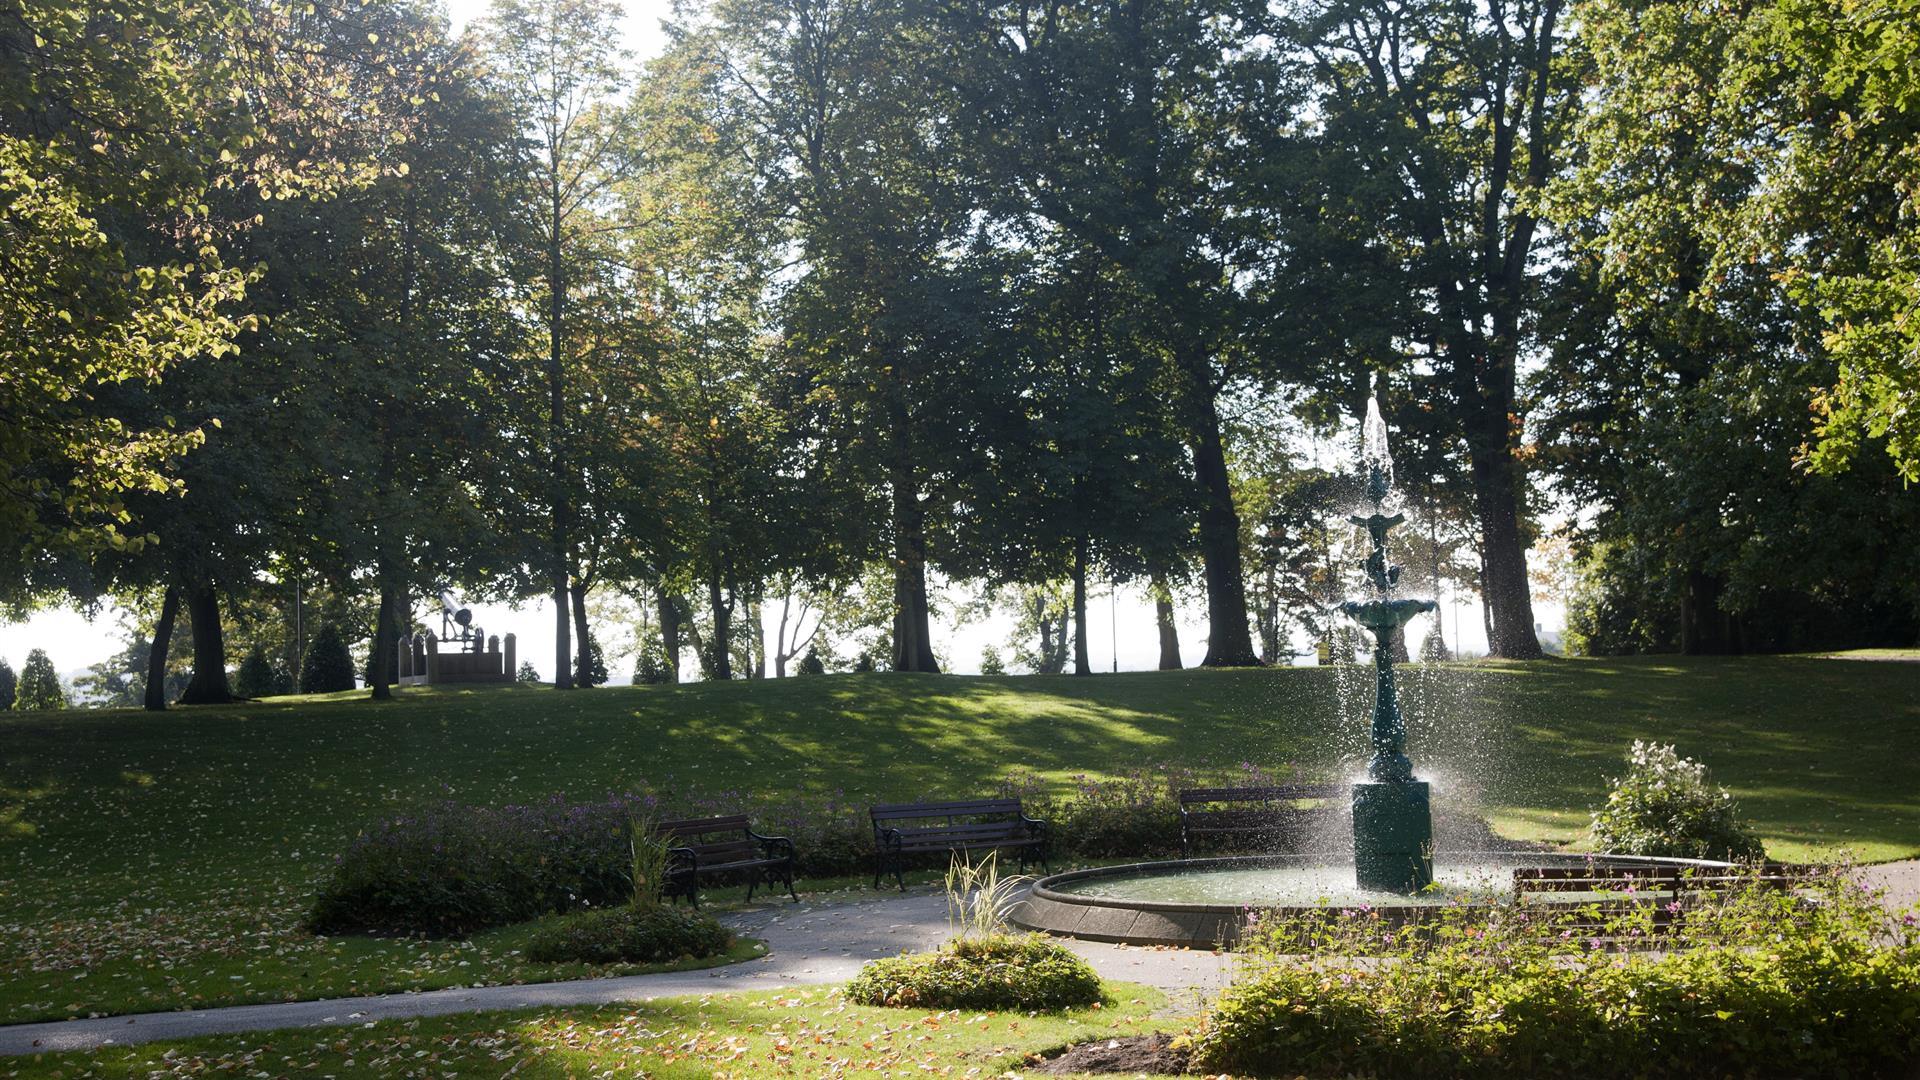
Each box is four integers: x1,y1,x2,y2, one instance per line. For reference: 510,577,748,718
1000,762,1299,861
1193,869,1920,1078
846,933,1104,1011
307,796,644,936
1590,741,1765,860
522,904,733,965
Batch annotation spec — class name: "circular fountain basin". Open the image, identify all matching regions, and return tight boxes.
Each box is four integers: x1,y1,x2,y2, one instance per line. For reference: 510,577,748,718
1010,852,1734,947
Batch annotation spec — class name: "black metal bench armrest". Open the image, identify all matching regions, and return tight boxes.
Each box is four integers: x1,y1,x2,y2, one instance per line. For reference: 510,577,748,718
874,826,905,851
751,831,796,860
1022,815,1051,841
666,845,699,873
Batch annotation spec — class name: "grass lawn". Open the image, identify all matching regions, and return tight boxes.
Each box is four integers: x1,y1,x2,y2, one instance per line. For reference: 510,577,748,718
2,656,1916,1024
8,984,1175,1078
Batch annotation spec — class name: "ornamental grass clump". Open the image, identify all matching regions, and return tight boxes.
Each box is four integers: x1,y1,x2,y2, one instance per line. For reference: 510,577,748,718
1590,741,1765,860
1193,866,1920,1078
849,854,1103,1011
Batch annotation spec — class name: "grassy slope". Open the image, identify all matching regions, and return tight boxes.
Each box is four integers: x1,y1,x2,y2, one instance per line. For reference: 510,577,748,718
12,984,1175,1079
1,656,1915,1023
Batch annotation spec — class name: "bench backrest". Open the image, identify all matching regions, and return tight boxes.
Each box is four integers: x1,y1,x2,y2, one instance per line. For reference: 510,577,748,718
871,798,1024,826
1514,863,1810,894
1179,784,1345,808
654,814,758,862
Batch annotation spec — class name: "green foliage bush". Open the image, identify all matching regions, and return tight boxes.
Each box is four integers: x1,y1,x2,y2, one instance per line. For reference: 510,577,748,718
846,934,1104,1011
13,649,66,710
634,643,672,684
1590,741,1765,860
233,645,279,699
795,646,825,676
978,645,1006,676
0,658,15,710
307,796,643,936
300,623,356,693
516,660,541,685
1193,870,1920,1078
522,904,733,965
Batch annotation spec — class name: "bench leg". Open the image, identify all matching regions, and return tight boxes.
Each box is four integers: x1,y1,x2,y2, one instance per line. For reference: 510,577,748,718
746,872,757,903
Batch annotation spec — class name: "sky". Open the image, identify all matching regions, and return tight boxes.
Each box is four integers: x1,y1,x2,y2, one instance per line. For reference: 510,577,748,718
0,0,1565,687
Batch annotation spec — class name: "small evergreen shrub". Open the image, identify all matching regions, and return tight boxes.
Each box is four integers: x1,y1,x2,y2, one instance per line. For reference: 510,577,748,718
516,660,541,684
522,904,733,965
14,649,67,710
300,623,356,693
634,642,671,684
233,646,279,698
1193,869,1920,1078
978,645,1006,676
846,934,1104,1011
795,646,825,676
0,658,16,710
1590,741,1765,860
1419,629,1452,662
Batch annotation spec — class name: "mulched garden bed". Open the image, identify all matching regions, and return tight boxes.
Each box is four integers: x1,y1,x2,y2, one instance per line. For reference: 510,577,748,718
1031,1033,1191,1075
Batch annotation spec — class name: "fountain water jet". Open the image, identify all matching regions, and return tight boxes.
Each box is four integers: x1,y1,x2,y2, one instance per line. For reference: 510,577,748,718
1342,396,1438,893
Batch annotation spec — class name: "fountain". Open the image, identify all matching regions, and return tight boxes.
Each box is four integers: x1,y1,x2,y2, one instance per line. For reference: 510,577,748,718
1007,392,1727,948
1343,397,1437,893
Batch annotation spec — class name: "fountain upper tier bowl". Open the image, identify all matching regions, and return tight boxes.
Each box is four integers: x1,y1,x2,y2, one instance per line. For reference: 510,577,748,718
1009,852,1735,947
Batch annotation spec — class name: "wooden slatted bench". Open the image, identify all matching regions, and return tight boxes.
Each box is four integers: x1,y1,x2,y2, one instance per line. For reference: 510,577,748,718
869,798,1051,890
656,815,797,907
1513,861,1814,933
1177,784,1346,858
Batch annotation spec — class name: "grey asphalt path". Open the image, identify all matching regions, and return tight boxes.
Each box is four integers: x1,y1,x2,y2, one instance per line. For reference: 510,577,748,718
0,887,1237,1057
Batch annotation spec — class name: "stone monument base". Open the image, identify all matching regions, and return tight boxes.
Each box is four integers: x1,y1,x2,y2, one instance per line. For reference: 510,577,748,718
1352,780,1434,893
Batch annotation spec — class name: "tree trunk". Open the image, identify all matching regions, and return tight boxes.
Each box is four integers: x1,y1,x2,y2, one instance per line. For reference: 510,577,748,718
568,578,592,685
1464,399,1543,659
1071,539,1091,676
549,184,574,690
370,577,398,700
1152,570,1182,670
654,583,682,683
889,468,940,674
750,597,766,679
707,574,733,680
176,582,233,704
144,584,181,711
1184,367,1260,666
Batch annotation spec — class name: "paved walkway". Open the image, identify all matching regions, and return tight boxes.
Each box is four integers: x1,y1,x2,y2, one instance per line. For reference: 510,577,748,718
0,888,1237,1057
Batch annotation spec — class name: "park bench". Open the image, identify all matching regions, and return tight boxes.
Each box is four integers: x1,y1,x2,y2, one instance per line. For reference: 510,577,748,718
1513,861,1814,933
1177,784,1347,858
656,815,797,907
869,798,1051,890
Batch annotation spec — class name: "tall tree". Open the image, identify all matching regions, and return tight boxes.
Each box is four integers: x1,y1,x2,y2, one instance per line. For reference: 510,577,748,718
484,0,639,689
940,0,1313,666
1276,0,1580,657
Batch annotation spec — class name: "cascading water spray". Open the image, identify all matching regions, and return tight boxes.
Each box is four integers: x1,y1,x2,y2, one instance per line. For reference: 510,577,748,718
1341,394,1439,893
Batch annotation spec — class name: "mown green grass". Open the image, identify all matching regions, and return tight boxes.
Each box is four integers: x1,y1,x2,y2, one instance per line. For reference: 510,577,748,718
1,657,1915,1024
9,983,1175,1078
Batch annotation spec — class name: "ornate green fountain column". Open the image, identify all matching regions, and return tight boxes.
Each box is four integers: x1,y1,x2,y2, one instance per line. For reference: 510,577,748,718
1341,414,1438,894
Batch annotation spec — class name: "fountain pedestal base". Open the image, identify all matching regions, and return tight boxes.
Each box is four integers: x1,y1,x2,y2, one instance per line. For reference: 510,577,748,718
1352,781,1434,893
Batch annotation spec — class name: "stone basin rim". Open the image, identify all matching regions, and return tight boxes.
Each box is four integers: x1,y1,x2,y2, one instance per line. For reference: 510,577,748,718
1024,850,1740,916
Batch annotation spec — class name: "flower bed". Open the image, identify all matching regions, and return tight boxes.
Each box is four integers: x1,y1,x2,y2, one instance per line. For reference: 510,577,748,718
1192,869,1920,1078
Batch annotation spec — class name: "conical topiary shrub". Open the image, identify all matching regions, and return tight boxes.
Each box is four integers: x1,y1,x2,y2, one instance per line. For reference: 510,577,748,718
300,623,356,693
